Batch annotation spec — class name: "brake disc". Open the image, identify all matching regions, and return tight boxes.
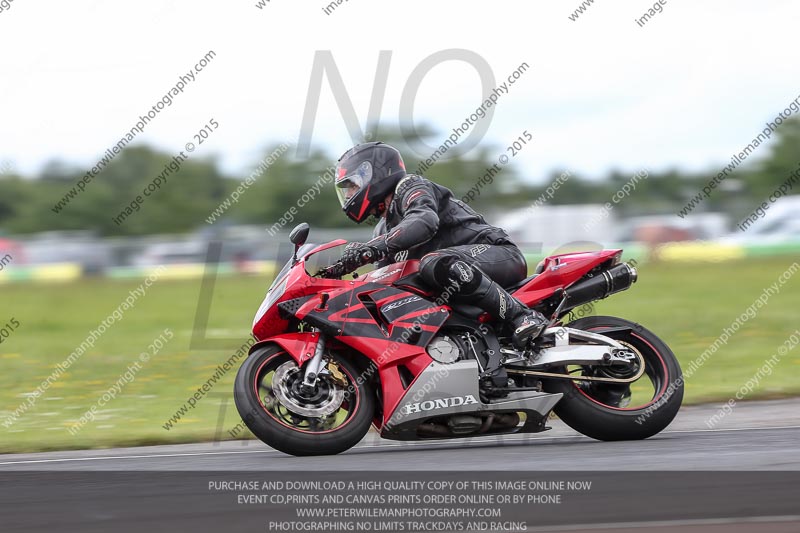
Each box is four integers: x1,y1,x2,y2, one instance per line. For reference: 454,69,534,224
271,361,344,417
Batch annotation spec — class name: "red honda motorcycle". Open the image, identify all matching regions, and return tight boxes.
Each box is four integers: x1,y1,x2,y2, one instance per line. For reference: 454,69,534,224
234,223,683,456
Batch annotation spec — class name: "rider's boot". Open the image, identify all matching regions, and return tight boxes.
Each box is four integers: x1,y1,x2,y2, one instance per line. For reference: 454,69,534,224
447,260,548,350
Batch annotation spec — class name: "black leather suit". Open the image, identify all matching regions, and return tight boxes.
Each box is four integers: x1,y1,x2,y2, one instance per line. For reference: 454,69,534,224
370,174,527,289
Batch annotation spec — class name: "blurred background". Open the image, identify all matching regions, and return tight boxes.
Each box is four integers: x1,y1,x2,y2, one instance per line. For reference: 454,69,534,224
1,0,799,453
3,117,800,276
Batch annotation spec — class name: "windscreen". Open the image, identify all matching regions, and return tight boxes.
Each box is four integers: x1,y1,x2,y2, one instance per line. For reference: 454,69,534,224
302,242,347,276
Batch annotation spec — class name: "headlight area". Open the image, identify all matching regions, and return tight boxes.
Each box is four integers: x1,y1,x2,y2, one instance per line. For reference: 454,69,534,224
252,277,288,326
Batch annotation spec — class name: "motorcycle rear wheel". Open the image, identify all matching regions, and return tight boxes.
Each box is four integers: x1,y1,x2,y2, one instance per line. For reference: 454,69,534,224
542,316,683,441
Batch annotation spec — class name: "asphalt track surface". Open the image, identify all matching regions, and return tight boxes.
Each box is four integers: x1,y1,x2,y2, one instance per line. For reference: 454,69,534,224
1,398,798,471
1,399,799,532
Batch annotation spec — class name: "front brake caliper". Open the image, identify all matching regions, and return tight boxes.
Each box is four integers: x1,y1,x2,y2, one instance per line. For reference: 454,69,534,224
326,361,348,387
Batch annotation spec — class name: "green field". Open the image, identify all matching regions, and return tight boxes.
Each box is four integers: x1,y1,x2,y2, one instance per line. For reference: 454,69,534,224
1,256,799,453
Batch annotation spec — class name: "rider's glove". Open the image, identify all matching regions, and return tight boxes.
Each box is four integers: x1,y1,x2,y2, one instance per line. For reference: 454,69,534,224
340,238,388,273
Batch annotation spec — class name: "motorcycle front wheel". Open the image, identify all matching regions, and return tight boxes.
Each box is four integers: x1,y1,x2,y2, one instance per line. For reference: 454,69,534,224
234,344,375,456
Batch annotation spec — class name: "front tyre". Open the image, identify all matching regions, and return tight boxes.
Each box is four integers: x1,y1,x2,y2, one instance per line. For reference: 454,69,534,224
234,344,375,456
543,316,683,441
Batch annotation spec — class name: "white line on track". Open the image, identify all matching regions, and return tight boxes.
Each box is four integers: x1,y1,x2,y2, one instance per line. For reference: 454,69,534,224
0,425,798,466
0,449,279,465
522,514,800,532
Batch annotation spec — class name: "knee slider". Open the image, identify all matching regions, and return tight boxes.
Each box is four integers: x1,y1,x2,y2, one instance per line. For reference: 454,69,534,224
420,253,481,292
420,252,456,286
448,260,481,293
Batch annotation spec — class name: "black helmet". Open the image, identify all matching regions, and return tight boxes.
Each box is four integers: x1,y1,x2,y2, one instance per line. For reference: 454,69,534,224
335,142,406,223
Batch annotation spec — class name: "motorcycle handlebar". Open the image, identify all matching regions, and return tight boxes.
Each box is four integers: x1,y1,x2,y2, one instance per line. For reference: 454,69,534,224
316,247,376,278
316,262,345,279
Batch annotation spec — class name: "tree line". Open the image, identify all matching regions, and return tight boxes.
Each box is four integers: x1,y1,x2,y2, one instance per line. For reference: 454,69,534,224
1,120,798,236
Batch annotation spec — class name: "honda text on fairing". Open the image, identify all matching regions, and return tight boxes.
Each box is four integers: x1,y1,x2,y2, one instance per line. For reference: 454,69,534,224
234,223,683,456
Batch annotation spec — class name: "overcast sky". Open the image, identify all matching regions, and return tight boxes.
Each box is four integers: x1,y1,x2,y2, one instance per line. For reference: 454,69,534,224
1,1,798,184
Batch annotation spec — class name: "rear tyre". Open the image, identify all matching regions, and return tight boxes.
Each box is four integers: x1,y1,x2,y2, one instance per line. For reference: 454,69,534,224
234,344,375,456
543,316,683,441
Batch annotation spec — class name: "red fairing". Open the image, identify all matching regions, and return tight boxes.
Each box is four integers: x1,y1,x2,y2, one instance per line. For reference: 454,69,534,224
250,245,447,430
252,273,353,340
512,249,622,307
252,240,347,340
378,352,432,427
332,335,434,427
252,241,623,431
254,332,323,366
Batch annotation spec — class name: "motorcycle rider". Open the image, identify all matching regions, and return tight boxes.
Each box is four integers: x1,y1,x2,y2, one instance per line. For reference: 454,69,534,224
333,141,548,356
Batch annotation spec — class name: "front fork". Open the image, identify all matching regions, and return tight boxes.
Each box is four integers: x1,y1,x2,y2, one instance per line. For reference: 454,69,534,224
301,330,327,392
